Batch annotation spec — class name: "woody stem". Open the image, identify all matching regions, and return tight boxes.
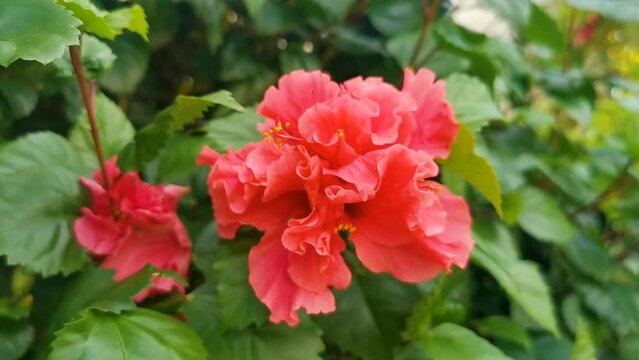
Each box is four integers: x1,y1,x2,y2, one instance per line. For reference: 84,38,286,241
69,45,110,190
409,0,441,68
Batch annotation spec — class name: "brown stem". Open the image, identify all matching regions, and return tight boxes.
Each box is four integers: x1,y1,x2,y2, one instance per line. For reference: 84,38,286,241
69,45,110,190
409,0,440,68
572,161,633,215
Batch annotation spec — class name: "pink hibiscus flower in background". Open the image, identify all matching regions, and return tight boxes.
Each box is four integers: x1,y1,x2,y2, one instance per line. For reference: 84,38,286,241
198,68,473,325
74,158,192,302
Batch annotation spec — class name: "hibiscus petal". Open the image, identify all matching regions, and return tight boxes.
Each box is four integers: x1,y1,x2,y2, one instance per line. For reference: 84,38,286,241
249,229,336,326
74,208,124,255
257,70,340,134
402,68,459,159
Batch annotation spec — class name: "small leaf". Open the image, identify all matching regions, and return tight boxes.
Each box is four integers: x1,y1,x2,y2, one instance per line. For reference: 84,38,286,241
100,34,150,95
440,126,502,217
0,0,81,67
446,74,502,131
243,0,267,17
57,0,149,41
0,132,89,276
517,187,576,245
522,4,566,53
0,320,34,360
49,308,208,360
206,106,263,152
0,79,38,119
118,90,244,171
475,315,532,350
69,93,134,168
472,240,560,336
570,318,597,360
567,0,639,23
0,296,32,320
421,323,512,360
478,0,531,29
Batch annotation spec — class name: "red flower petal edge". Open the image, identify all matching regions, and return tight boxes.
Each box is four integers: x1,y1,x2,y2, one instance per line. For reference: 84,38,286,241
198,68,473,325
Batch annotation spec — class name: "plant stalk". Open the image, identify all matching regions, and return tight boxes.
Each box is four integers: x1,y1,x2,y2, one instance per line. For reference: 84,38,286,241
69,45,111,190
409,0,441,68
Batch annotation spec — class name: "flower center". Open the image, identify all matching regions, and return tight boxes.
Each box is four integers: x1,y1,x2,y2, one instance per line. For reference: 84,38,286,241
263,121,291,148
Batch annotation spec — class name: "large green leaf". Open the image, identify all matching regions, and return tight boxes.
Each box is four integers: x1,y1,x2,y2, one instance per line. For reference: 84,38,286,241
0,132,88,276
214,239,269,330
69,93,134,168
40,266,180,356
440,127,502,217
0,0,81,67
567,0,639,23
446,74,502,131
49,308,208,360
118,91,244,171
420,323,512,360
479,0,531,29
156,135,214,182
517,187,576,245
211,324,325,360
57,0,149,41
578,283,639,336
0,320,34,360
472,240,560,336
314,272,420,360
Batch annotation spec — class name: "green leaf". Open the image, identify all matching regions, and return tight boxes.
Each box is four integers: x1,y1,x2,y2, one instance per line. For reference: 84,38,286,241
0,0,81,67
156,135,213,182
185,0,227,50
578,283,639,336
567,0,639,23
136,0,179,49
517,187,576,245
476,315,532,350
368,0,423,36
41,265,178,351
206,107,263,152
570,318,597,360
420,323,512,360
0,79,38,120
522,4,566,54
314,272,420,360
49,308,208,360
69,93,134,168
0,296,31,320
445,73,502,131
214,238,269,329
118,90,244,171
57,0,149,41
0,320,34,360
0,132,88,276
479,0,531,29
440,127,502,217
212,324,325,360
472,240,560,336
244,0,267,17
100,34,150,95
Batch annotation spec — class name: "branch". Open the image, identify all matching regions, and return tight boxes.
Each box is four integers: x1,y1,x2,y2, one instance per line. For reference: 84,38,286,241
572,161,633,215
409,0,440,68
69,45,111,190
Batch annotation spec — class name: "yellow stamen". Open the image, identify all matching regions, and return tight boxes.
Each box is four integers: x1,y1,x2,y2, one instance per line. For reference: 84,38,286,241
336,129,344,137
335,223,356,233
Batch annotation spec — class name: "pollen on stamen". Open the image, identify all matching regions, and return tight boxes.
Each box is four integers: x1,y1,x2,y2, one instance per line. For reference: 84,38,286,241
336,129,345,137
334,223,356,233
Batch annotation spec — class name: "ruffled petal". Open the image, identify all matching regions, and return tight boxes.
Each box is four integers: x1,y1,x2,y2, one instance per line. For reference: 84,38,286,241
249,229,336,326
402,68,459,159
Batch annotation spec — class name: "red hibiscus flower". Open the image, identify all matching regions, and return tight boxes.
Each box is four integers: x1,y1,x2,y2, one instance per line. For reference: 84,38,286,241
198,68,473,325
74,158,192,302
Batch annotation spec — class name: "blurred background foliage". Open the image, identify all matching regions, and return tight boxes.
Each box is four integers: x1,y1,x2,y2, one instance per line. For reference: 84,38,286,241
1,0,639,359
